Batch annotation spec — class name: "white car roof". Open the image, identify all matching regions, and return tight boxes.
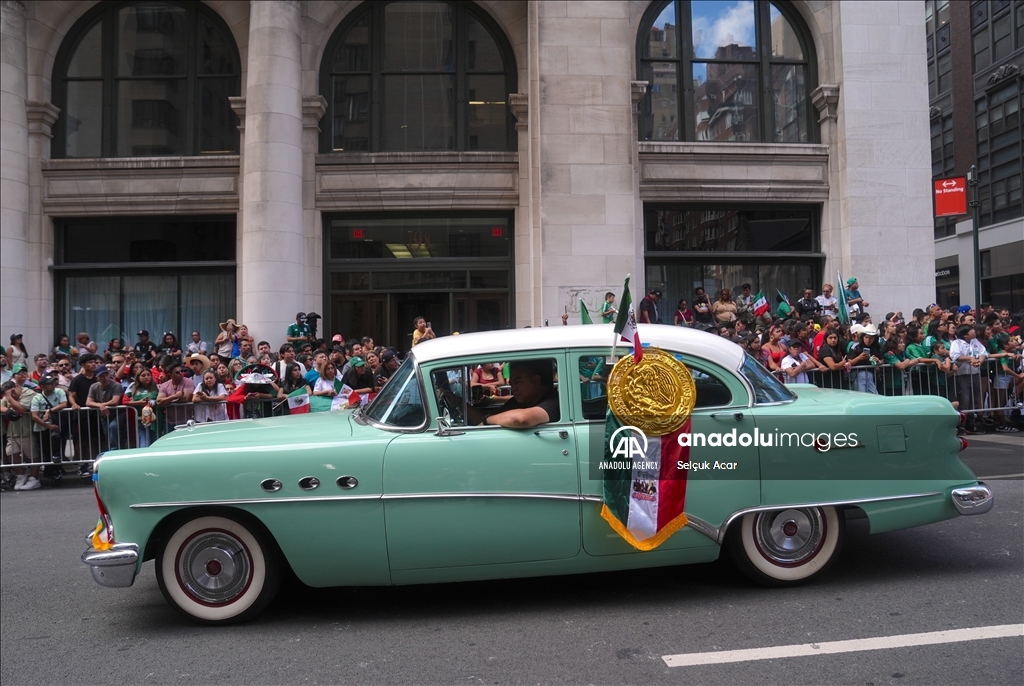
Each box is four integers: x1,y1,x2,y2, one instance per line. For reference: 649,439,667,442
409,324,746,371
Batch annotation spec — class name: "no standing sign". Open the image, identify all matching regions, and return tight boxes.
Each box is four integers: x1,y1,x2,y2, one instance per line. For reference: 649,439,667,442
933,177,967,217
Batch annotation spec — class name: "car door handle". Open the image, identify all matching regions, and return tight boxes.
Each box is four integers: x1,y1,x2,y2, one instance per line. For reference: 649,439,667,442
709,412,744,421
534,429,569,439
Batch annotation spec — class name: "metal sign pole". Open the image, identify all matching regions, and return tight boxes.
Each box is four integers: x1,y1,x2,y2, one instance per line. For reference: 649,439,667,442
967,165,981,309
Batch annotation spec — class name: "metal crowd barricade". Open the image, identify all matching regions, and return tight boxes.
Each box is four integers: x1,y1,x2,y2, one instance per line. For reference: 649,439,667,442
783,356,1021,421
1,399,294,480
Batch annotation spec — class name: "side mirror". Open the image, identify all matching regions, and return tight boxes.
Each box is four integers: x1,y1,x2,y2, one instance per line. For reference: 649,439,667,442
434,414,465,437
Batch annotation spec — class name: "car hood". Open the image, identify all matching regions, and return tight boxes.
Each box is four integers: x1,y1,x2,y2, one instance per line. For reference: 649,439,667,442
147,410,358,451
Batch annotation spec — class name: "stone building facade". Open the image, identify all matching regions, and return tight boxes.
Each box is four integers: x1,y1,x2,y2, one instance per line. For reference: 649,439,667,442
1,0,937,352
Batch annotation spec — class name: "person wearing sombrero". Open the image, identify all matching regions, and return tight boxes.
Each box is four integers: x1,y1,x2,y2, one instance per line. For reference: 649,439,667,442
215,319,239,360
185,353,212,379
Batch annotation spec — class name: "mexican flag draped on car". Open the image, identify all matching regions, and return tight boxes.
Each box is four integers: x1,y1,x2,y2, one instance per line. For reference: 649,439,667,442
601,277,694,550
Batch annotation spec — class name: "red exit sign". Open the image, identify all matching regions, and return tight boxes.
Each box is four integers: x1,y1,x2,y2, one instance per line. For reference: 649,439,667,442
491,227,503,237
934,177,967,217
352,229,364,239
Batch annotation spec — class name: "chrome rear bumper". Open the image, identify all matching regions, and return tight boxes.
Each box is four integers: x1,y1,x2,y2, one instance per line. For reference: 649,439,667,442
82,542,139,587
951,482,994,516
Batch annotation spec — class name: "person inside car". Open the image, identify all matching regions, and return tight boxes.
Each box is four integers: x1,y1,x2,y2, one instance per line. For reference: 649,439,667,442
440,360,559,429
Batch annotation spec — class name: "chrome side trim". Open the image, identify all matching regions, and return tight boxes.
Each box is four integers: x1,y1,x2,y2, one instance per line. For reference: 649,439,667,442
951,482,994,515
131,492,592,508
715,492,943,545
682,514,719,543
383,492,583,502
580,491,944,545
131,494,383,508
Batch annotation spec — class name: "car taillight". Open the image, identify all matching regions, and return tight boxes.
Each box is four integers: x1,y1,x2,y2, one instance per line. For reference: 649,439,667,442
957,411,967,427
958,437,969,452
91,484,115,550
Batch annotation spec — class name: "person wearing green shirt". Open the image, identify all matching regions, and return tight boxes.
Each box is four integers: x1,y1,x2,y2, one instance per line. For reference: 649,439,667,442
600,292,617,324
905,324,936,395
776,296,794,320
881,338,920,396
286,312,312,344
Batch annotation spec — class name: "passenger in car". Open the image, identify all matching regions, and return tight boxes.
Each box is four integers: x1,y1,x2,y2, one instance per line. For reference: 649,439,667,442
479,360,559,428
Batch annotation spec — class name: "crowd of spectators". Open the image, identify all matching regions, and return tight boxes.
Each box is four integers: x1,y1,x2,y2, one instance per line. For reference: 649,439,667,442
662,280,1023,435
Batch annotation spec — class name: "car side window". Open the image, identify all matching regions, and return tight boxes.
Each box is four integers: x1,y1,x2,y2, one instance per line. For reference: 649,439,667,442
578,355,611,420
430,357,560,427
690,367,733,408
573,352,733,420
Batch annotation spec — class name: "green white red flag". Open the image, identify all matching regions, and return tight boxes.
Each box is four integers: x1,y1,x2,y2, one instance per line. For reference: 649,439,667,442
601,413,691,550
287,388,310,414
752,289,769,317
613,276,642,363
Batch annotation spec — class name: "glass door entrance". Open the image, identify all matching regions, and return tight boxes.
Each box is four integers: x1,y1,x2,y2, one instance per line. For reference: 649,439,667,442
330,291,510,352
324,213,515,351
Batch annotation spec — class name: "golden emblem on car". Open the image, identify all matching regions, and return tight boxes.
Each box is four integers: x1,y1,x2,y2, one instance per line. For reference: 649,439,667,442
607,348,696,436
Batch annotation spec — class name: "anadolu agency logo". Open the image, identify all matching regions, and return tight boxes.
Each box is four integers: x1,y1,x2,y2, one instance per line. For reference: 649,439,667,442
608,425,648,459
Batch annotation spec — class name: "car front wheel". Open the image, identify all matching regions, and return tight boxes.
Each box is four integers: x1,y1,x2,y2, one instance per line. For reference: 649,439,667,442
156,514,281,625
728,506,843,586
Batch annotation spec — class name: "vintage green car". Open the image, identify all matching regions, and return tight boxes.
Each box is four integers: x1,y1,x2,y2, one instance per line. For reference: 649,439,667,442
82,325,993,624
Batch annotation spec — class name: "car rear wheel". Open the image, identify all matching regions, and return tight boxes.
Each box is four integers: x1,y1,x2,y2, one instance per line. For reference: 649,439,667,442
728,506,843,586
156,514,281,625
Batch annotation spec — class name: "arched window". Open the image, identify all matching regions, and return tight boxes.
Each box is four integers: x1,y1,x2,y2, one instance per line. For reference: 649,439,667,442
638,0,816,143
52,1,240,158
320,1,516,152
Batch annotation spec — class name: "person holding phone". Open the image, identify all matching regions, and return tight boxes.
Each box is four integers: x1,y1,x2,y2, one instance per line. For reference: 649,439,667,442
412,316,435,347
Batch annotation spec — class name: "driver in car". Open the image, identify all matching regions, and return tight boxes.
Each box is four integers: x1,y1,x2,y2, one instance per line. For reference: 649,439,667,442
472,360,559,428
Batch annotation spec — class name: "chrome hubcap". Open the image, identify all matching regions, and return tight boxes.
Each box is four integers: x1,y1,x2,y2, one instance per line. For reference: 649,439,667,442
755,508,824,565
178,531,250,604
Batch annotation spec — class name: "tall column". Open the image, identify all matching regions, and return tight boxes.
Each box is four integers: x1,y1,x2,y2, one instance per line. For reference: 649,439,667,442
1,0,30,346
831,0,934,317
240,0,305,343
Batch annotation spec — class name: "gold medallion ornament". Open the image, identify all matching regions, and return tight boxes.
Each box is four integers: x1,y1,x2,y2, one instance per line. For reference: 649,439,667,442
607,348,696,436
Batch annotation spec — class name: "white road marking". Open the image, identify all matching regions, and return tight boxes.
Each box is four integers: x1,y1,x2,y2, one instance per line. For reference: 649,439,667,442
976,473,1024,479
662,624,1024,667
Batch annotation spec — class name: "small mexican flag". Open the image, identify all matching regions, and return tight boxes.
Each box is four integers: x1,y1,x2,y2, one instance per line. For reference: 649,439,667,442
752,289,769,317
580,299,594,325
287,388,310,414
601,413,691,551
613,276,642,363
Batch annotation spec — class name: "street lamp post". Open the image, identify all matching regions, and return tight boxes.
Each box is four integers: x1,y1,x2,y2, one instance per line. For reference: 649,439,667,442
966,165,981,309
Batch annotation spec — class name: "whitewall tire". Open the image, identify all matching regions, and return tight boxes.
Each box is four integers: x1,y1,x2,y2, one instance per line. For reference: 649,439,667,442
156,515,281,624
729,506,843,586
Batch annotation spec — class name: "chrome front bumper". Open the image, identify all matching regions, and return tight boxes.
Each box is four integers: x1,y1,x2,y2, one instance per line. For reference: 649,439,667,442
81,541,140,588
951,482,994,516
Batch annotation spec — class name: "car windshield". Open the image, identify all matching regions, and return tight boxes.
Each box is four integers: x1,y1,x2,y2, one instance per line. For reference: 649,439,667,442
362,358,425,428
741,354,796,404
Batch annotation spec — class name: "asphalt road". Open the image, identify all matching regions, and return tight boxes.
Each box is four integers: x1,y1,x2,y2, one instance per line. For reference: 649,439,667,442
1,439,1021,686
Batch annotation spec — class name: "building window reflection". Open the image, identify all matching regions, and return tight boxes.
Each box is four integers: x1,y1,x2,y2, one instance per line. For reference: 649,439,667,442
321,1,515,153
53,1,240,158
638,1,815,144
